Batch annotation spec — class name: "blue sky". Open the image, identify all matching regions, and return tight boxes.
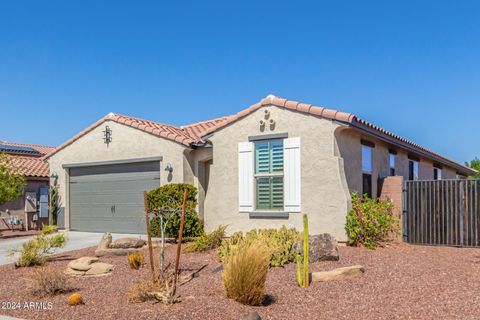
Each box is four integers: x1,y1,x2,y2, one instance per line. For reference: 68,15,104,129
0,1,479,164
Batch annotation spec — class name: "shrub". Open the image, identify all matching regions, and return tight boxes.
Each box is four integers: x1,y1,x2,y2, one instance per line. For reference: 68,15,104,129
67,293,84,306
41,225,58,235
147,183,203,238
218,226,300,267
222,241,270,306
184,225,227,253
26,267,74,297
345,192,399,249
12,232,67,267
127,275,179,304
127,250,144,269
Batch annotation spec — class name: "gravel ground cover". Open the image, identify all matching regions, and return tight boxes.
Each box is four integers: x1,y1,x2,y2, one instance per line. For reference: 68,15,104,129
1,243,480,320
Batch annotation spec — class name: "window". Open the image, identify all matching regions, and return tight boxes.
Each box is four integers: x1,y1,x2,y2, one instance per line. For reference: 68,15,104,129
362,145,373,198
254,139,284,210
389,153,395,176
409,160,419,180
433,167,442,180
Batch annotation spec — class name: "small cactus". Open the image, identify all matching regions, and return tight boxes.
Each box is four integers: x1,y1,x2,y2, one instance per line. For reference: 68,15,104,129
127,250,144,270
67,292,84,306
296,214,309,288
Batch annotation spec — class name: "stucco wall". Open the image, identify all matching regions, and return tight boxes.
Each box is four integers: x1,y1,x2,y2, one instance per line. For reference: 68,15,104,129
203,105,351,241
335,127,462,197
0,178,49,231
47,120,188,229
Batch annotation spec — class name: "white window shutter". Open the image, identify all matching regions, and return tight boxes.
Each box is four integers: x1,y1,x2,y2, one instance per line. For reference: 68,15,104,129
238,141,254,212
284,137,301,212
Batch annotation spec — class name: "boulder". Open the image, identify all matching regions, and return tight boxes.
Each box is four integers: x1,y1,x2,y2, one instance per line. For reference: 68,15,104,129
97,232,112,251
64,268,86,276
110,237,146,249
293,234,339,263
85,262,114,276
67,256,99,271
311,265,365,282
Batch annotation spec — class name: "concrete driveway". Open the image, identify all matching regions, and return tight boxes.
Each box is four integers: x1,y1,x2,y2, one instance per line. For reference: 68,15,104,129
0,231,146,266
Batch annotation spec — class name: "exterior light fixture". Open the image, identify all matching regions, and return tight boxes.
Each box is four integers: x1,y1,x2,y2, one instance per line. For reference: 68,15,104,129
103,126,112,145
165,163,173,172
50,172,59,184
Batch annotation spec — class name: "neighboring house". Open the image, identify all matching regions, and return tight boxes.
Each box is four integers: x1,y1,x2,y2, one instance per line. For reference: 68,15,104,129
44,95,476,241
0,141,55,231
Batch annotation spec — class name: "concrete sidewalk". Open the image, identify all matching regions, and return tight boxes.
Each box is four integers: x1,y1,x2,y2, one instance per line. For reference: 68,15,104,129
0,231,146,266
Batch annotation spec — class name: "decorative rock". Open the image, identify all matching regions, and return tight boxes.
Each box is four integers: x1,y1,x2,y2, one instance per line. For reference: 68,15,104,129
97,233,112,251
110,237,146,249
95,232,146,256
212,265,223,273
67,256,99,271
311,265,365,282
64,268,86,276
85,262,114,276
293,233,339,263
245,311,261,320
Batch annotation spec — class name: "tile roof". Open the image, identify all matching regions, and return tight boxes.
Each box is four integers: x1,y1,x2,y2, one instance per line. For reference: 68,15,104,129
0,141,55,156
0,141,54,178
8,155,50,178
43,95,476,176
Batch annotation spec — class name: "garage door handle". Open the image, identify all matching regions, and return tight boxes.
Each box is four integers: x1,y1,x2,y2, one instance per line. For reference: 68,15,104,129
111,205,115,214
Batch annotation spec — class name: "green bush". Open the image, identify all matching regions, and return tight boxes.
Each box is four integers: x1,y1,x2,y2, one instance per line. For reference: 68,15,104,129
11,232,67,267
222,241,270,306
345,192,399,249
184,225,227,253
147,183,203,238
218,226,300,267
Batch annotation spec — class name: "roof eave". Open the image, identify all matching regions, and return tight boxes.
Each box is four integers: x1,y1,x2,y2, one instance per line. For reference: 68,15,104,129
350,120,476,176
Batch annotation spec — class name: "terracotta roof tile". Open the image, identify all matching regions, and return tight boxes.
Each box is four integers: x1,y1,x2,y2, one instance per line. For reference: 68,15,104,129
42,95,476,176
8,155,50,178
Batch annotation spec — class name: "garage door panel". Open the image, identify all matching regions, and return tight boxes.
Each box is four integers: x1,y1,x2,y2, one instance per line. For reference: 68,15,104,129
69,160,160,233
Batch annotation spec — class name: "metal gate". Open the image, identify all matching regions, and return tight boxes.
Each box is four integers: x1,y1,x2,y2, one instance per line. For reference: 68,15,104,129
403,179,480,247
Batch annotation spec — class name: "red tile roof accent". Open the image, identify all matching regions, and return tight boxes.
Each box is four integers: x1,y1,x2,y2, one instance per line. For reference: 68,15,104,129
43,95,476,176
0,141,54,177
8,155,50,178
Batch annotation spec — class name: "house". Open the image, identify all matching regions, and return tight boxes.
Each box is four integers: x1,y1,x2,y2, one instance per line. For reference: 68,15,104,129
0,141,55,231
44,95,476,241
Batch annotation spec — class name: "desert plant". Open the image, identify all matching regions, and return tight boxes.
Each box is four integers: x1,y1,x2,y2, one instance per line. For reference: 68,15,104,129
296,214,309,288
345,192,399,249
11,231,67,267
222,241,270,306
147,183,203,238
26,267,74,297
184,225,227,253
127,269,179,305
49,185,59,226
127,250,145,269
41,225,58,235
218,226,300,267
67,292,84,306
150,212,203,239
0,152,25,206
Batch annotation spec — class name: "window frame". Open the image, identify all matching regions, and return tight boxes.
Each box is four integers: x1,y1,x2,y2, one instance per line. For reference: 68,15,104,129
433,167,442,180
409,159,419,180
361,145,373,198
389,152,396,176
253,139,284,211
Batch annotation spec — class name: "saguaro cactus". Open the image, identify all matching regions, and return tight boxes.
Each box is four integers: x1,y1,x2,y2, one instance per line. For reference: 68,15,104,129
296,214,309,288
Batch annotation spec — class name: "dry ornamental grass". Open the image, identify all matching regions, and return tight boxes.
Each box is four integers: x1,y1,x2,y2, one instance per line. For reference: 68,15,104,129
26,267,74,297
222,241,270,306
